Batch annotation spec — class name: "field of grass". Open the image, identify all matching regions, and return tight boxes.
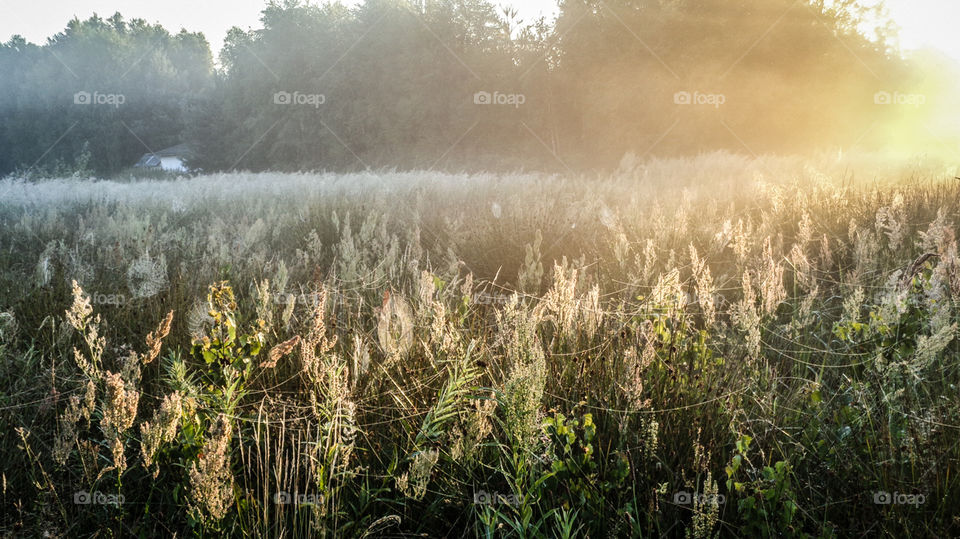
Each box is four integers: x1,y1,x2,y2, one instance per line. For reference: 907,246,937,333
1,151,959,537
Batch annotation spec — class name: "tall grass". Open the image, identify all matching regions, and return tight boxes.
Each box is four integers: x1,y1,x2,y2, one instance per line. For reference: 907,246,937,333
1,151,959,536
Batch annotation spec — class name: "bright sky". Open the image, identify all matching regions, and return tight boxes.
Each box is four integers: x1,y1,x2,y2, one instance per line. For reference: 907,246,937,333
868,0,960,61
0,0,956,63
864,0,960,61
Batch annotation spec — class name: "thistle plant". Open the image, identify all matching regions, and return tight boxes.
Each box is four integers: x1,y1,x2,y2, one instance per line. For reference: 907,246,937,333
191,282,265,412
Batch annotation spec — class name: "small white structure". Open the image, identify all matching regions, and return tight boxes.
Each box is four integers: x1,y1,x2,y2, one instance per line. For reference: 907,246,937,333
134,144,194,172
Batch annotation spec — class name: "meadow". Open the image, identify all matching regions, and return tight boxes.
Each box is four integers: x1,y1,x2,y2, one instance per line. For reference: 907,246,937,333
1,151,959,537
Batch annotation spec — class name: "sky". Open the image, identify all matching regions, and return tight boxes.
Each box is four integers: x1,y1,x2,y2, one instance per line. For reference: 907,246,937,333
869,0,960,62
0,0,957,63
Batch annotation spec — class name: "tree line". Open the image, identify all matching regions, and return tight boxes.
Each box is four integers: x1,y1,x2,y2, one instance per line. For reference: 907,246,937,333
0,0,914,176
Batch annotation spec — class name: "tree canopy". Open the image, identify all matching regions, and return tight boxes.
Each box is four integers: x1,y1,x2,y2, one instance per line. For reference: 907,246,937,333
0,0,919,176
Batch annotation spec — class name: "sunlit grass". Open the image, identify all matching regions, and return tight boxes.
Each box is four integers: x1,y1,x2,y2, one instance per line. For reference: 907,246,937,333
1,151,958,537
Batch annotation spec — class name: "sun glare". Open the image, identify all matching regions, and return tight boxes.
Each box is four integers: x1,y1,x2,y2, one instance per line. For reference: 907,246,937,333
882,0,960,63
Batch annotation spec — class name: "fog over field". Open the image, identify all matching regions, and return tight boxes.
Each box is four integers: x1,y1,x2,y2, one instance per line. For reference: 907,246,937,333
1,1,959,537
